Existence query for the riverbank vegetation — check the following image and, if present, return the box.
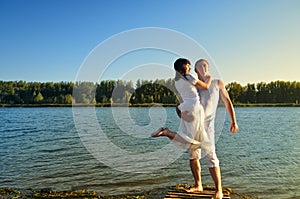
[0,80,299,107]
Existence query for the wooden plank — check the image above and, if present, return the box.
[164,190,230,199]
[167,191,230,196]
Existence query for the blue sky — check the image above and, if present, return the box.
[0,0,299,85]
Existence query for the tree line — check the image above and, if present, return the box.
[226,81,300,104]
[0,80,299,106]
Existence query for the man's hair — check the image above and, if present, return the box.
[195,59,209,68]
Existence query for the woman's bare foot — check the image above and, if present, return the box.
[151,127,166,137]
[185,185,203,193]
[214,191,223,199]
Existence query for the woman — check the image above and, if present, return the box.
[151,58,212,192]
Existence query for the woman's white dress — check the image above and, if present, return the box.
[174,74,208,150]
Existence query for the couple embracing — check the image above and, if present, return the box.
[151,58,238,199]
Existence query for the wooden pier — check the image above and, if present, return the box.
[164,185,231,199]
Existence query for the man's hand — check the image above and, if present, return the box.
[230,122,239,134]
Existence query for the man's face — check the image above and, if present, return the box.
[195,61,209,77]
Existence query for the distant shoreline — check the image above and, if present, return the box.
[233,103,300,107]
[1,103,300,108]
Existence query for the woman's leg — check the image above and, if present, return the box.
[151,127,191,145]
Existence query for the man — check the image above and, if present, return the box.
[187,59,238,199]
[152,58,238,199]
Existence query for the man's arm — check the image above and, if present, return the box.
[218,80,239,134]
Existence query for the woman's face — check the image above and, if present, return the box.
[182,63,191,75]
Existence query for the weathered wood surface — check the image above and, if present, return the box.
[164,185,231,199]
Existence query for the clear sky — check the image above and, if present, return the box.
[0,0,299,85]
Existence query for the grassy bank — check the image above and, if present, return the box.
[1,103,300,108]
[0,103,178,108]
[233,103,300,107]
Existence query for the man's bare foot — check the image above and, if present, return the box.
[151,127,166,137]
[213,191,223,199]
[185,185,203,193]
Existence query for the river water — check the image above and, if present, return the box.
[0,107,299,198]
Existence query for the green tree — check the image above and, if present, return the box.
[34,92,44,103]
[245,83,256,103]
[256,82,270,103]
[73,82,96,104]
[226,82,244,103]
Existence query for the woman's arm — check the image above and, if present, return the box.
[195,75,212,90]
